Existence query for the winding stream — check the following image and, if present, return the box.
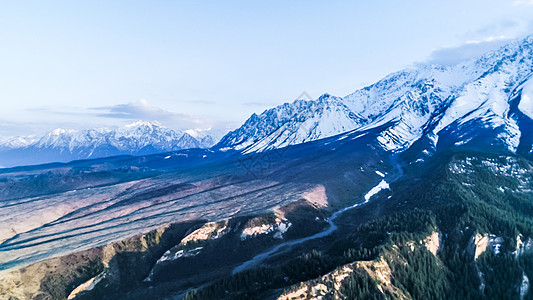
[233,179,389,274]
[233,156,404,274]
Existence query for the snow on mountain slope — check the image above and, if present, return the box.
[217,94,365,153]
[429,37,533,152]
[216,35,533,154]
[0,136,39,148]
[17,121,214,152]
[519,76,533,119]
[0,121,221,167]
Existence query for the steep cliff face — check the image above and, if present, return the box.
[467,233,504,260]
[424,231,441,256]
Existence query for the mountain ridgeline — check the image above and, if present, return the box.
[216,35,533,158]
[0,121,219,168]
[0,36,532,299]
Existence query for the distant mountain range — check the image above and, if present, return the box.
[216,35,533,159]
[3,37,533,169]
[0,121,223,168]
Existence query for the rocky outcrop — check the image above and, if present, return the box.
[467,233,503,260]
[277,257,408,300]
[515,234,533,258]
[424,231,440,256]
[240,215,292,240]
[181,220,230,244]
[67,271,107,300]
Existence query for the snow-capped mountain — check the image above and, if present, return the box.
[216,35,533,157]
[216,95,364,152]
[0,121,220,168]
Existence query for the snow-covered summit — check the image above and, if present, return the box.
[216,35,533,155]
[124,120,164,129]
[0,121,222,167]
[217,95,364,152]
[29,121,193,152]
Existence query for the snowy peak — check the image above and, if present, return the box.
[216,35,533,155]
[124,120,164,129]
[29,121,185,151]
[216,95,365,152]
[0,121,223,167]
[1,136,39,148]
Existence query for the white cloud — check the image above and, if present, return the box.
[90,99,212,130]
[465,35,509,44]
[514,0,533,6]
[419,36,511,66]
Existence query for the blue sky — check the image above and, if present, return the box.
[2,0,533,137]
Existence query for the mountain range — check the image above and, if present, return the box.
[0,121,222,168]
[217,36,533,158]
[0,36,532,300]
[4,36,532,168]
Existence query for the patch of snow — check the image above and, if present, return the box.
[375,170,386,177]
[67,272,106,300]
[241,218,292,240]
[455,137,473,146]
[337,135,348,140]
[350,132,368,140]
[427,133,439,148]
[180,221,229,245]
[273,222,291,239]
[364,180,389,202]
[157,246,204,262]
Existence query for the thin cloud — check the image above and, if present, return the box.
[90,99,212,130]
[419,36,511,66]
[514,0,533,6]
[473,20,519,36]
